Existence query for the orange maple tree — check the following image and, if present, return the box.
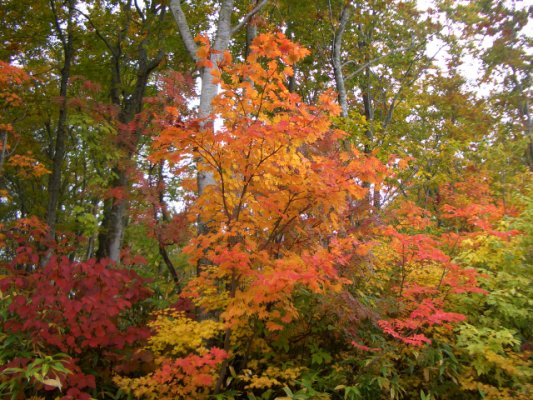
[144,32,387,395]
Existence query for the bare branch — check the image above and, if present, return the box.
[231,0,268,35]
[75,8,118,57]
[169,0,198,61]
[147,49,165,72]
[344,44,416,81]
[49,0,67,49]
[134,0,146,22]
[383,42,446,129]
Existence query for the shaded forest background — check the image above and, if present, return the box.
[0,0,532,399]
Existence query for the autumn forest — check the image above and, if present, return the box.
[0,0,532,399]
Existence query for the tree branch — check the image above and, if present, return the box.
[344,43,416,81]
[331,3,352,118]
[169,0,198,61]
[49,0,67,49]
[231,0,268,35]
[134,0,146,22]
[75,8,118,57]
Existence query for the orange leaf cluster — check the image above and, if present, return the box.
[154,33,386,334]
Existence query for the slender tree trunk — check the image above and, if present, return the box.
[245,1,259,58]
[0,130,7,175]
[193,1,235,219]
[362,64,374,152]
[332,4,351,118]
[520,74,532,170]
[96,167,129,261]
[45,0,75,238]
[0,130,8,193]
[155,162,181,287]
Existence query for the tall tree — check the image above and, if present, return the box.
[77,0,168,261]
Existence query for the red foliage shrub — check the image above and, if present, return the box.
[0,240,151,398]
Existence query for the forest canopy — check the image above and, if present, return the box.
[0,0,531,399]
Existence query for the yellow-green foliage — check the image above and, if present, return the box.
[456,232,532,335]
[147,309,223,357]
[239,364,303,390]
[449,223,533,400]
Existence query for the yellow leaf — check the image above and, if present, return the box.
[41,378,62,390]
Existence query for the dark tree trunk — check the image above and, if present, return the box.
[45,0,76,238]
[96,33,164,261]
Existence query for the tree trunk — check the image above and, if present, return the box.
[95,19,165,261]
[245,1,259,58]
[521,74,532,170]
[155,161,181,287]
[0,130,7,175]
[332,4,351,118]
[45,0,75,238]
[96,167,128,261]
